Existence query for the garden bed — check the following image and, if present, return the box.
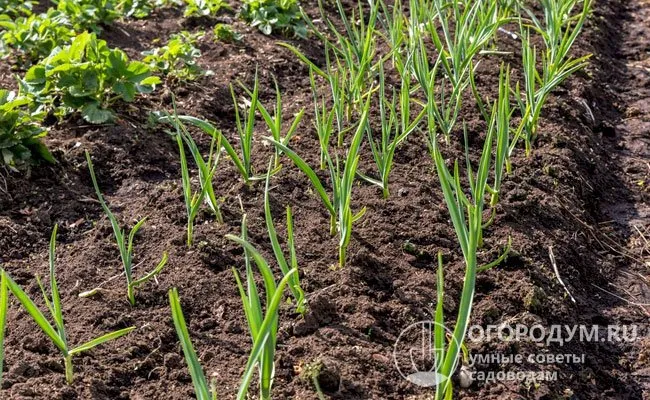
[0,0,648,399]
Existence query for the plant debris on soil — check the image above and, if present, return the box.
[0,0,648,399]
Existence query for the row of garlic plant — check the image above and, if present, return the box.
[164,0,590,396]
[167,164,306,400]
[279,0,589,398]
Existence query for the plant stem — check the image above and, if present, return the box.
[64,354,73,384]
[312,375,326,400]
[127,284,135,306]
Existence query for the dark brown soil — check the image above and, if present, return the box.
[0,0,648,399]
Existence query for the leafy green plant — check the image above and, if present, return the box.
[0,0,34,18]
[266,97,370,268]
[0,89,54,170]
[183,0,228,17]
[0,10,76,66]
[240,0,306,37]
[226,215,298,400]
[54,0,121,32]
[515,0,591,154]
[358,64,424,198]
[169,288,217,400]
[0,225,135,384]
[143,31,204,82]
[85,151,169,305]
[22,32,161,124]
[153,0,183,6]
[117,0,156,18]
[213,23,242,42]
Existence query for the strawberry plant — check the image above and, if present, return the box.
[54,0,121,32]
[213,23,242,43]
[21,32,161,124]
[240,0,306,38]
[183,0,229,17]
[0,0,34,18]
[0,10,76,67]
[143,31,204,82]
[0,90,54,170]
[118,0,157,18]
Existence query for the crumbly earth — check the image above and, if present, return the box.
[0,0,648,399]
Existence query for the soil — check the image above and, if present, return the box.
[0,0,648,399]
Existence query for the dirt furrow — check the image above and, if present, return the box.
[594,0,650,396]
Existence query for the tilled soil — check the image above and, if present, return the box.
[0,0,648,399]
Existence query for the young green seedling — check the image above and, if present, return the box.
[160,104,224,228]
[409,0,506,140]
[169,288,217,400]
[0,270,8,388]
[428,0,505,90]
[358,63,424,198]
[226,215,297,400]
[326,55,354,147]
[377,0,409,77]
[426,102,511,400]
[182,122,223,223]
[489,65,518,209]
[157,99,224,225]
[309,67,335,170]
[266,97,371,268]
[240,75,305,169]
[523,0,591,85]
[324,0,381,107]
[2,225,135,384]
[166,73,278,184]
[263,161,306,314]
[85,151,168,304]
[282,0,383,138]
[230,72,261,181]
[515,0,591,154]
[174,126,217,247]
